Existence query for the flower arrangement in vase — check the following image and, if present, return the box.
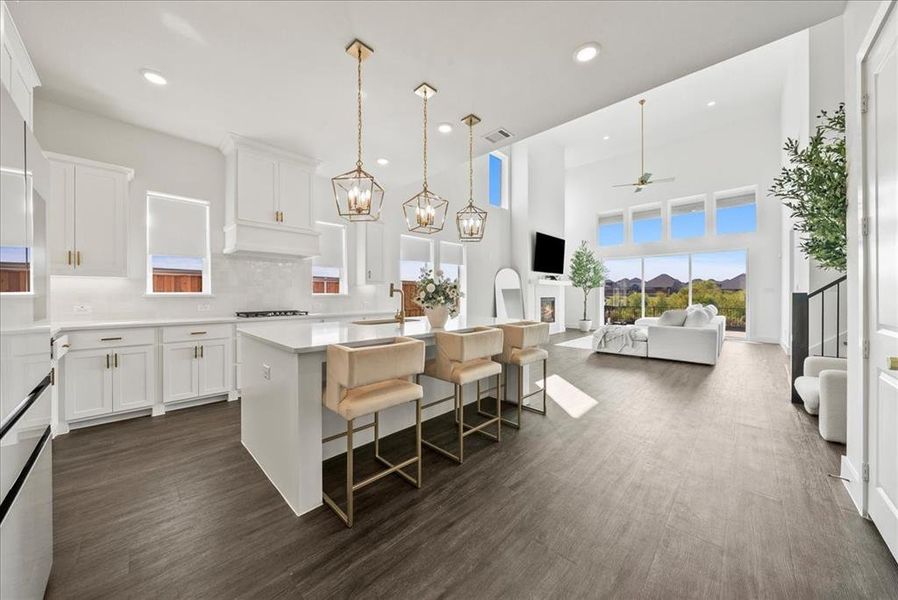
[414,268,462,328]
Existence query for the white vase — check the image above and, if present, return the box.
[579,319,592,332]
[425,305,450,329]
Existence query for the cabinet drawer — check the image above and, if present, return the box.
[66,328,156,350]
[162,323,232,344]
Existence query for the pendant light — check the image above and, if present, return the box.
[332,39,384,222]
[456,114,487,242]
[402,83,448,234]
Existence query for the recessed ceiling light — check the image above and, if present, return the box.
[141,69,167,85]
[706,100,716,107]
[574,42,601,64]
[437,123,453,134]
[376,158,389,166]
[603,135,611,141]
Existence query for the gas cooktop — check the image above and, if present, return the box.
[236,310,309,319]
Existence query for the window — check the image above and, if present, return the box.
[597,213,624,246]
[631,206,662,244]
[0,168,31,293]
[488,152,508,208]
[312,222,346,295]
[400,236,433,317]
[715,189,756,235]
[146,193,210,294]
[602,251,747,335]
[670,198,705,239]
[439,241,465,317]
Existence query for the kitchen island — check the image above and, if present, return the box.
[237,316,528,516]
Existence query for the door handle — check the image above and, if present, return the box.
[114,353,118,368]
[194,346,198,359]
[280,211,285,222]
[200,345,204,358]
[106,354,110,369]
[67,250,72,265]
[75,250,81,266]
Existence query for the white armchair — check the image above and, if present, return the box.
[794,356,847,443]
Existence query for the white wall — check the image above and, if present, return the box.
[840,0,891,513]
[33,100,509,322]
[561,106,784,341]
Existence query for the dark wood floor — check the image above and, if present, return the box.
[47,332,898,599]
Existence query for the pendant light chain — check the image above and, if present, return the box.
[422,92,428,190]
[356,48,363,168]
[468,119,474,205]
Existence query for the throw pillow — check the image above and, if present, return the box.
[688,303,704,311]
[684,307,712,327]
[705,304,719,317]
[658,309,688,326]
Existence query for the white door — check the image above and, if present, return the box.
[198,338,231,397]
[865,4,898,561]
[64,349,113,420]
[365,222,385,284]
[162,342,199,403]
[236,148,278,225]
[112,345,155,412]
[73,164,126,277]
[48,160,75,273]
[277,160,311,229]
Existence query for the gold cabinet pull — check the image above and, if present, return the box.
[190,331,207,335]
[100,337,122,342]
[889,356,898,370]
[75,250,81,266]
[200,345,204,358]
[67,250,72,265]
[106,354,110,369]
[194,346,198,359]
[280,211,285,223]
[114,353,118,368]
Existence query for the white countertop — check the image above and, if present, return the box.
[49,310,394,335]
[237,316,512,354]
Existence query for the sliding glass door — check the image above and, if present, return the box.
[601,250,747,335]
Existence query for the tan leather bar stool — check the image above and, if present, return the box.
[322,336,425,527]
[419,327,504,464]
[479,321,549,429]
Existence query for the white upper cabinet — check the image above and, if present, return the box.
[221,134,319,258]
[357,221,386,285]
[46,153,132,277]
[1,1,41,130]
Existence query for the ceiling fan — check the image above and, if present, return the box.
[613,99,675,193]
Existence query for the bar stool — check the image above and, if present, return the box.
[420,327,504,464]
[480,321,549,429]
[322,336,425,527]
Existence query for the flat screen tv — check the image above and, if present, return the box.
[532,232,565,275]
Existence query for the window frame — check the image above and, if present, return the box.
[668,194,707,240]
[145,191,212,297]
[488,151,510,209]
[438,240,466,318]
[597,211,625,247]
[714,186,758,236]
[630,203,663,244]
[311,221,348,296]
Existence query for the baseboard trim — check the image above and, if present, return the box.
[840,456,865,515]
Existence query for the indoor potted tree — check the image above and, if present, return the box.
[569,241,608,332]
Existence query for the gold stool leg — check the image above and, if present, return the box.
[457,384,464,463]
[518,364,523,427]
[346,419,354,527]
[543,358,548,414]
[416,398,422,488]
[496,372,502,442]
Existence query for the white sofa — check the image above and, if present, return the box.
[794,356,847,443]
[592,310,724,366]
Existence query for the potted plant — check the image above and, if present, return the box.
[414,268,462,329]
[569,241,608,332]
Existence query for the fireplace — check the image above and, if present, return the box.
[540,297,555,323]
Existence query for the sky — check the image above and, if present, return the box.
[599,201,756,247]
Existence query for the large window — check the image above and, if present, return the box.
[312,222,346,295]
[146,193,210,295]
[597,212,624,247]
[670,197,706,239]
[715,189,757,235]
[439,241,465,317]
[400,236,433,317]
[603,251,747,335]
[631,206,662,244]
[488,152,508,208]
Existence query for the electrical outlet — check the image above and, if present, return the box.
[197,303,211,312]
[262,364,271,381]
[73,304,92,314]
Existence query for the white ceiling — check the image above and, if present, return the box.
[542,30,803,169]
[9,1,844,188]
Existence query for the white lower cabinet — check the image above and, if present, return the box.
[64,345,155,421]
[163,337,231,404]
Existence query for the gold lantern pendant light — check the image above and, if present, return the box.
[403,83,449,234]
[456,114,487,242]
[333,39,384,222]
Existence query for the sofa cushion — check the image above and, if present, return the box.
[704,304,719,317]
[658,309,688,326]
[684,307,712,328]
[794,375,820,414]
